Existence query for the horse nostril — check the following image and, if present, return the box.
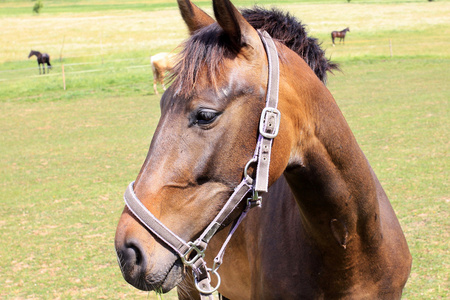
[129,244,142,265]
[116,239,152,290]
[120,240,147,268]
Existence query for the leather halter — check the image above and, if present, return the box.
[123,30,280,299]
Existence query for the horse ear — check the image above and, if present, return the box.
[212,0,261,53]
[177,0,215,34]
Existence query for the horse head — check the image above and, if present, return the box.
[115,0,290,292]
[115,0,412,297]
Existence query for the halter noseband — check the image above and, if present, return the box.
[123,30,280,299]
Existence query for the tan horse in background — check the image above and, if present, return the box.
[150,52,177,95]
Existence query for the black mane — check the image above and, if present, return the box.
[172,7,338,96]
[242,7,338,83]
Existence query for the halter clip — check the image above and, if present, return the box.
[247,189,262,208]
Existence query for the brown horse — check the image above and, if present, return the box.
[331,27,350,46]
[151,52,177,95]
[28,50,52,74]
[115,1,411,299]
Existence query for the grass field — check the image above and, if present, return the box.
[1,0,449,299]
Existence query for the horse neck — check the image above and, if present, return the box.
[278,50,381,248]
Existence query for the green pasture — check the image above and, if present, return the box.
[1,0,449,299]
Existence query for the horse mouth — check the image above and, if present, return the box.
[145,259,185,293]
[117,249,185,293]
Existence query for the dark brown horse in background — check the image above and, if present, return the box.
[28,50,52,74]
[332,27,350,46]
[115,0,411,299]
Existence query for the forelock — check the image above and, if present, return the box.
[170,24,237,98]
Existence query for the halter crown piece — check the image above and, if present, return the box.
[123,30,280,299]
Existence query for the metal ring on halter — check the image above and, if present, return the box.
[194,268,221,294]
[244,157,257,177]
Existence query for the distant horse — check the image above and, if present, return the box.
[331,27,350,46]
[150,52,177,95]
[28,50,52,74]
[115,0,411,299]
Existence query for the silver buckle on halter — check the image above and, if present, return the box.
[259,107,281,139]
[181,242,205,267]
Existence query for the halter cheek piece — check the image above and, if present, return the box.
[123,30,280,299]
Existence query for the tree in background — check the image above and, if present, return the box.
[33,1,43,14]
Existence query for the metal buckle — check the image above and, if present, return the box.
[259,107,281,139]
[181,242,205,267]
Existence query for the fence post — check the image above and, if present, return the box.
[60,36,65,62]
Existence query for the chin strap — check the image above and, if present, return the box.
[123,30,280,299]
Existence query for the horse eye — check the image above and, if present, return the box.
[196,109,220,125]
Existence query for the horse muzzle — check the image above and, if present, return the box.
[115,238,185,292]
